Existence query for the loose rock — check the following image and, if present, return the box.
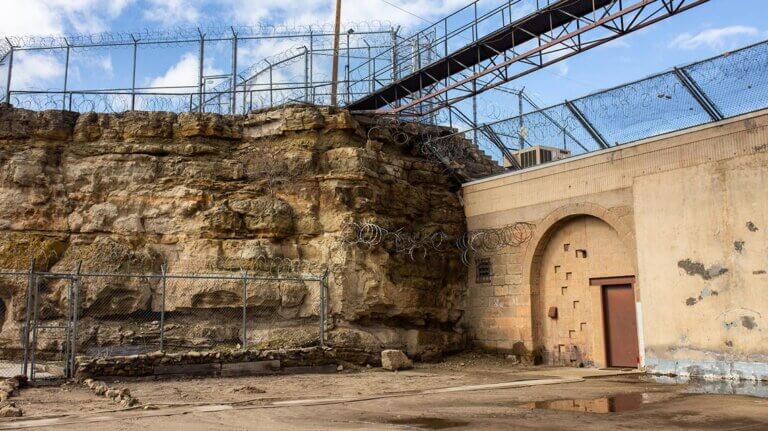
[381,350,413,371]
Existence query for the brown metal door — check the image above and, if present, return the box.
[602,285,639,368]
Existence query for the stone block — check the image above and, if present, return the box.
[381,349,413,371]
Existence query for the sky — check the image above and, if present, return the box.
[0,0,766,114]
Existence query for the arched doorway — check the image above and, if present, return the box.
[530,215,637,368]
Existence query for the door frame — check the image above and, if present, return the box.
[590,276,639,368]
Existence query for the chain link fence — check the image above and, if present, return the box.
[461,38,768,165]
[0,264,328,381]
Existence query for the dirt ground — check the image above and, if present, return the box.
[3,352,768,430]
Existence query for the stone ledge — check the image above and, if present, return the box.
[74,346,379,380]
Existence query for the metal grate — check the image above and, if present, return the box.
[476,258,492,283]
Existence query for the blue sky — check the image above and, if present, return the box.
[1,0,766,113]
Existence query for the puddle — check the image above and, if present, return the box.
[385,417,470,429]
[527,392,653,414]
[645,375,768,398]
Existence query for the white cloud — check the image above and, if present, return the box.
[670,26,759,50]
[143,0,201,27]
[0,0,132,37]
[11,52,63,89]
[555,61,570,78]
[142,0,469,29]
[149,52,224,91]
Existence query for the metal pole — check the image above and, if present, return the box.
[30,275,40,382]
[131,37,138,111]
[198,29,205,113]
[21,259,35,377]
[565,100,609,149]
[69,261,81,378]
[304,47,310,103]
[231,30,238,115]
[62,41,70,110]
[391,28,398,83]
[345,32,350,105]
[309,30,315,104]
[159,264,167,352]
[518,92,524,150]
[4,44,14,105]
[673,67,724,121]
[268,62,273,106]
[330,0,342,107]
[320,271,328,348]
[241,270,247,351]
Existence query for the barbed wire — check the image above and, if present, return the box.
[457,222,536,265]
[1,21,400,55]
[341,221,452,260]
[341,221,536,265]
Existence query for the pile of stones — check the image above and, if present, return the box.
[75,346,343,380]
[83,379,139,408]
[0,376,27,417]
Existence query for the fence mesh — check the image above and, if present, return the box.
[463,39,768,165]
[0,272,26,378]
[0,265,326,381]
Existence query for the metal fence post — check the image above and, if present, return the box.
[29,272,40,382]
[231,28,238,115]
[241,270,248,351]
[4,43,13,105]
[309,30,315,104]
[62,40,70,110]
[198,29,205,113]
[68,261,81,378]
[320,270,329,348]
[160,264,167,352]
[131,36,138,111]
[21,258,35,377]
[304,47,310,103]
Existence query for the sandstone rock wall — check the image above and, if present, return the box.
[0,105,498,360]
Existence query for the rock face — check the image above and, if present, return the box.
[381,349,413,371]
[0,105,498,361]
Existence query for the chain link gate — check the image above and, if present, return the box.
[23,265,80,381]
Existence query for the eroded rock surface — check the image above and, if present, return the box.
[0,105,499,361]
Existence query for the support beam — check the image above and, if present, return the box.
[565,100,609,149]
[673,67,724,121]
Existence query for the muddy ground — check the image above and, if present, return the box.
[3,352,767,430]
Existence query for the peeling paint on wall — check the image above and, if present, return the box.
[677,259,729,280]
[685,287,720,307]
[742,316,757,330]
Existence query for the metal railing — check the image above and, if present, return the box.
[0,23,409,114]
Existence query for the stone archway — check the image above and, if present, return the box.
[522,204,637,367]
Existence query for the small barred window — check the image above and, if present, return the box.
[476,258,492,283]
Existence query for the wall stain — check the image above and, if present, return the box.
[733,241,745,253]
[677,259,729,280]
[746,221,759,232]
[741,316,757,330]
[754,270,767,275]
[725,340,733,347]
[685,288,719,306]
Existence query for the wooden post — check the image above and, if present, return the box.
[330,0,342,107]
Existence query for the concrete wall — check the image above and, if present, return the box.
[462,109,768,380]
